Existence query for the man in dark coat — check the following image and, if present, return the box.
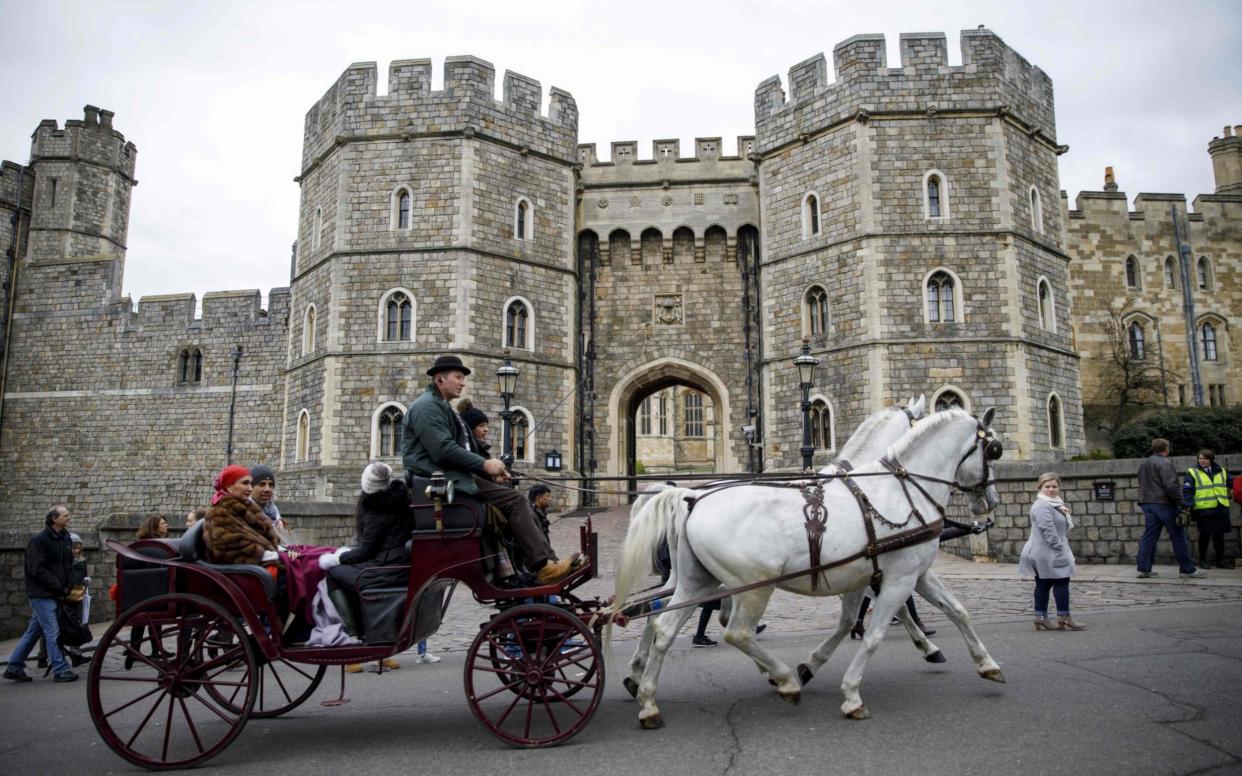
[3,505,79,682]
[401,355,578,585]
[1136,438,1205,579]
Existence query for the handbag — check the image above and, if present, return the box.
[57,599,92,647]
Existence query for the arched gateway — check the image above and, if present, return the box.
[607,358,740,486]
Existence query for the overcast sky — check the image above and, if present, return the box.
[2,0,1239,304]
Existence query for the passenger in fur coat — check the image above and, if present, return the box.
[204,465,279,565]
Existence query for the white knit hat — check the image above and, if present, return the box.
[360,461,392,494]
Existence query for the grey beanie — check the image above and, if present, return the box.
[69,532,82,545]
[250,464,276,484]
[361,461,392,494]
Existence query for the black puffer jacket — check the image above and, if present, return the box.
[339,481,415,566]
[25,526,74,599]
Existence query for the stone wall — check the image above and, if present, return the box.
[1064,185,1242,451]
[945,454,1242,564]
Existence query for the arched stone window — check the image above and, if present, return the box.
[514,197,533,240]
[302,305,317,355]
[296,409,311,462]
[923,170,949,220]
[503,296,533,350]
[924,269,961,323]
[683,391,704,438]
[704,225,727,262]
[371,402,406,458]
[607,228,630,266]
[802,192,821,238]
[1036,277,1056,333]
[658,392,668,436]
[312,207,322,251]
[176,348,203,385]
[1029,186,1043,234]
[933,387,968,413]
[1197,256,1212,291]
[737,224,760,265]
[1201,321,1218,361]
[641,228,663,265]
[803,284,829,337]
[1127,321,1146,360]
[639,397,653,435]
[809,395,835,451]
[1125,256,1141,289]
[391,186,413,230]
[507,407,533,463]
[377,289,415,343]
[1047,393,1064,449]
[1164,256,1178,289]
[672,227,695,263]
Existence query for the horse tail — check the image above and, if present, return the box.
[608,487,693,646]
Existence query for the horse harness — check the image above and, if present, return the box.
[684,415,1000,595]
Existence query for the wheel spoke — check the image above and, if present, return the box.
[275,659,317,682]
[184,682,242,725]
[161,686,177,762]
[176,696,206,755]
[102,685,164,719]
[126,691,168,749]
[267,665,295,705]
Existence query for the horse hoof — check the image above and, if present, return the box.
[924,650,947,664]
[623,676,639,698]
[796,663,815,685]
[640,714,664,730]
[778,690,801,706]
[844,705,871,720]
[980,668,1006,684]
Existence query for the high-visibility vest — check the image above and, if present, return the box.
[1188,466,1229,511]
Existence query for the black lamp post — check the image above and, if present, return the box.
[794,338,819,472]
[496,349,520,469]
[226,344,244,464]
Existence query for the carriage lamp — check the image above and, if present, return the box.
[793,339,819,472]
[497,350,520,469]
[544,449,563,471]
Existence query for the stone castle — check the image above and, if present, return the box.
[0,29,1238,526]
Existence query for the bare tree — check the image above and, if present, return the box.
[1093,305,1180,432]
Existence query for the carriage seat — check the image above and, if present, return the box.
[407,475,484,532]
[179,520,278,601]
[117,542,178,611]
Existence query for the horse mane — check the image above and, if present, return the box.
[883,407,972,462]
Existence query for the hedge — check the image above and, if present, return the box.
[1112,407,1242,458]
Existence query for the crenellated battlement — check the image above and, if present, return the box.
[754,29,1056,154]
[577,136,756,167]
[0,160,34,209]
[31,106,137,179]
[129,288,291,329]
[1067,188,1242,224]
[301,56,578,172]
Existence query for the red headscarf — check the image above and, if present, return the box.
[211,465,251,505]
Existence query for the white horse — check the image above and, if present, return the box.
[616,397,938,696]
[613,407,1004,727]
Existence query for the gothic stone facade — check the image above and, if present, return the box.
[0,29,1237,525]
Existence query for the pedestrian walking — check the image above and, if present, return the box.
[1136,438,1205,578]
[3,505,79,683]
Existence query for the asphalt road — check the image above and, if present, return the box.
[3,600,1241,776]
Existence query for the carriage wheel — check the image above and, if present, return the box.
[466,604,604,747]
[203,629,327,718]
[485,622,599,700]
[88,594,256,770]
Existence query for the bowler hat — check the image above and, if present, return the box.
[427,355,471,377]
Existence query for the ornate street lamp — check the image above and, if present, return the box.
[226,344,244,464]
[496,349,520,469]
[793,338,819,472]
[544,449,563,471]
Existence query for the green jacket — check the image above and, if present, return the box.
[401,383,488,494]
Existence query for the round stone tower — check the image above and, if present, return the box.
[753,29,1083,465]
[284,57,579,499]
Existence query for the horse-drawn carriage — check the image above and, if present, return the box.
[89,476,608,770]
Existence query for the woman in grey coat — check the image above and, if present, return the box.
[1018,473,1086,631]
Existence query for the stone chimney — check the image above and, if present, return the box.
[1103,166,1118,192]
[1208,125,1242,195]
